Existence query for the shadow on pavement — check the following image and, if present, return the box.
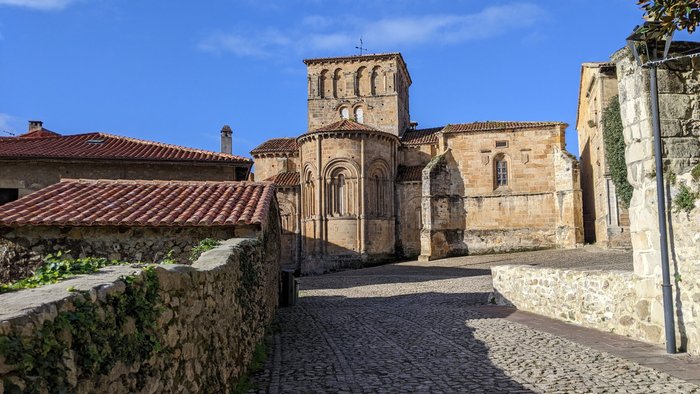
[250,292,533,393]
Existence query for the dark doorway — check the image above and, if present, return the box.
[0,188,19,205]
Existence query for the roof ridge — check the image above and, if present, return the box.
[93,132,249,161]
[60,178,270,186]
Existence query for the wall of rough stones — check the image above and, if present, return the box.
[0,236,279,393]
[613,43,700,355]
[0,225,254,264]
[492,265,643,339]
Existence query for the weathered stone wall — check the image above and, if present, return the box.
[395,182,422,257]
[253,153,299,183]
[419,126,583,260]
[0,235,279,393]
[277,187,301,270]
[492,265,643,339]
[613,43,700,354]
[0,160,245,199]
[0,238,42,283]
[0,226,251,264]
[576,63,631,248]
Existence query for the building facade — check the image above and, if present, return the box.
[253,52,584,274]
[576,63,631,248]
[0,121,251,205]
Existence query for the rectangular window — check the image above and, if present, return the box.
[0,188,19,205]
[495,140,508,148]
[496,161,508,187]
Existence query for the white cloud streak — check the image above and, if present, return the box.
[0,113,17,135]
[0,0,80,11]
[199,3,545,58]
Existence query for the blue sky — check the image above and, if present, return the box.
[0,0,694,159]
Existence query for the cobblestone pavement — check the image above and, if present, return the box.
[250,248,700,393]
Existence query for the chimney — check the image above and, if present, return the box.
[220,125,232,154]
[28,120,43,132]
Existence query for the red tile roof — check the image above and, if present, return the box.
[0,179,274,227]
[0,132,251,164]
[250,138,299,155]
[396,165,424,183]
[18,128,61,138]
[442,121,565,134]
[311,119,381,133]
[264,172,300,187]
[401,127,442,145]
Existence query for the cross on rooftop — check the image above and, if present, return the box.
[355,38,368,55]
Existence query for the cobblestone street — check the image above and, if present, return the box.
[251,248,700,393]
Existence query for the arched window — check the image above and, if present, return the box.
[356,66,368,96]
[368,162,389,217]
[340,107,350,120]
[337,174,346,215]
[333,68,342,98]
[354,107,364,123]
[304,170,315,217]
[494,156,508,188]
[325,164,357,217]
[371,66,382,95]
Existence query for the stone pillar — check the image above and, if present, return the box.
[613,43,700,353]
[553,146,584,248]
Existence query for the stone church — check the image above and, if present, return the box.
[252,52,583,274]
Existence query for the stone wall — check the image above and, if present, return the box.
[0,160,245,199]
[492,265,644,339]
[0,236,279,393]
[0,225,256,264]
[613,43,700,354]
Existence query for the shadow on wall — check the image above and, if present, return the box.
[665,183,688,352]
[251,292,530,392]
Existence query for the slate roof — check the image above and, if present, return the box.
[396,165,424,183]
[250,138,299,155]
[264,172,300,187]
[311,119,382,133]
[0,131,251,164]
[401,127,442,146]
[0,179,275,227]
[442,121,565,134]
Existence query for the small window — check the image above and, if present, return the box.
[0,188,19,205]
[495,140,508,148]
[340,107,350,119]
[354,107,364,123]
[495,160,508,187]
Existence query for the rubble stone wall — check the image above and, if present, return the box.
[0,236,279,393]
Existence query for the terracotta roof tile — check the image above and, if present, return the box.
[0,179,274,227]
[18,128,61,138]
[264,172,300,187]
[442,121,565,134]
[401,127,442,145]
[250,138,299,155]
[0,132,251,163]
[311,119,381,133]
[396,165,424,183]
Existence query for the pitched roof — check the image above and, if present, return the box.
[0,131,251,164]
[18,128,61,139]
[442,121,565,134]
[250,138,299,155]
[396,165,424,183]
[401,127,442,146]
[311,119,381,133]
[264,172,300,187]
[0,179,274,227]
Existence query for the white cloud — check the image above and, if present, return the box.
[0,0,80,11]
[199,3,545,58]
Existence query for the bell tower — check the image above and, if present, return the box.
[303,52,411,136]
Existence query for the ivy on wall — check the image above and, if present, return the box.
[0,267,161,393]
[602,96,634,208]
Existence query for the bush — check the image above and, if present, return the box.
[602,96,634,208]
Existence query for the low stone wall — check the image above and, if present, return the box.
[492,265,659,343]
[0,237,279,393]
[0,226,254,264]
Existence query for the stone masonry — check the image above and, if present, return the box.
[0,236,279,393]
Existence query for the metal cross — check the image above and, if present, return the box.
[355,38,367,55]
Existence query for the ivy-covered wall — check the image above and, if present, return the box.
[0,236,279,393]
